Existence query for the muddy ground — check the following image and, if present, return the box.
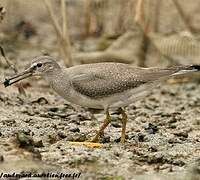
[0,53,200,179]
[0,0,200,177]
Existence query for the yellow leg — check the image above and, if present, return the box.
[118,107,128,143]
[92,109,111,142]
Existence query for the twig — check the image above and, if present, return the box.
[43,0,72,66]
[134,0,176,66]
[134,0,149,66]
[61,0,67,38]
[43,0,62,38]
[61,0,72,65]
[171,0,193,33]
[0,46,26,96]
[117,0,128,33]
[153,0,161,32]
[134,0,145,27]
[0,46,17,73]
[84,0,92,36]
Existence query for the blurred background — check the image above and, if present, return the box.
[0,1,200,179]
[0,0,200,70]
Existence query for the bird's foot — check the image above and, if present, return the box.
[91,109,111,143]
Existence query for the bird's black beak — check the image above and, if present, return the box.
[3,67,34,87]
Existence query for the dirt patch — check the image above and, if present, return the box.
[0,74,199,179]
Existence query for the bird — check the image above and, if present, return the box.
[3,56,200,143]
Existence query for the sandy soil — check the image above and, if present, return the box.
[0,1,200,176]
[0,65,199,179]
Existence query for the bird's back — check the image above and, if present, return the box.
[50,62,199,109]
[65,63,180,99]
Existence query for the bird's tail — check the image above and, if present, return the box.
[171,65,200,76]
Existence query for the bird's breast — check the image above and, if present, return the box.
[49,78,104,109]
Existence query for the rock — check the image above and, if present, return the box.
[173,159,185,166]
[69,127,80,133]
[173,131,188,138]
[136,133,146,142]
[33,139,44,148]
[111,122,121,128]
[145,123,158,134]
[31,97,48,105]
[147,153,165,164]
[0,155,4,162]
[58,131,67,139]
[101,136,111,143]
[65,133,86,142]
[16,131,34,148]
[148,146,158,152]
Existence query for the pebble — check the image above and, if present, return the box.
[145,123,158,134]
[0,155,4,162]
[69,127,80,133]
[173,131,188,138]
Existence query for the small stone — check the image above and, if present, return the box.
[34,139,44,148]
[69,127,80,133]
[114,137,121,143]
[173,159,185,166]
[22,128,31,135]
[66,133,86,142]
[0,155,4,162]
[168,137,181,144]
[168,124,177,129]
[74,133,87,142]
[145,123,158,134]
[32,97,48,105]
[147,153,164,164]
[148,145,158,152]
[58,131,67,139]
[137,133,145,142]
[114,135,128,143]
[174,131,188,138]
[101,136,110,143]
[111,122,121,128]
[47,134,59,144]
[168,118,177,123]
[48,107,59,112]
[16,131,34,147]
[32,149,42,160]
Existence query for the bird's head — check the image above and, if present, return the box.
[30,56,61,76]
[3,56,61,87]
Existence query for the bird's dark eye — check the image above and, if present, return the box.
[37,63,42,67]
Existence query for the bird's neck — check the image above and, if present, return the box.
[43,70,71,98]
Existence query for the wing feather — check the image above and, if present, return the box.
[70,63,178,99]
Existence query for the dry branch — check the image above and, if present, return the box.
[171,0,193,33]
[61,0,67,38]
[74,0,148,66]
[43,0,72,66]
[153,0,161,32]
[134,0,145,27]
[0,46,26,96]
[84,0,92,36]
[74,30,145,65]
[73,0,180,67]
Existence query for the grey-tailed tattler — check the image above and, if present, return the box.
[3,56,200,143]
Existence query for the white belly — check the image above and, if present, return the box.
[52,80,157,110]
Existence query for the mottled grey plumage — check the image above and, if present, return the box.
[4,56,200,143]
[69,63,181,99]
[4,56,199,109]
